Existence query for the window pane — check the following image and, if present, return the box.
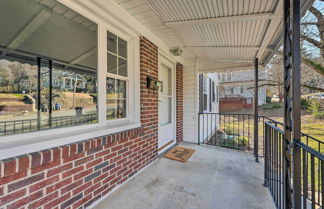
[107,32,117,54]
[106,78,116,120]
[108,53,117,74]
[117,99,126,118]
[106,78,126,120]
[106,99,116,120]
[117,80,126,99]
[118,38,127,59]
[118,58,127,77]
[107,31,127,78]
[0,0,98,136]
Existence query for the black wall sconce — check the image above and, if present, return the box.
[147,75,162,91]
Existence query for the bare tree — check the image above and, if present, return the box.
[300,0,324,75]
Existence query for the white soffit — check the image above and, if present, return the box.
[115,0,314,70]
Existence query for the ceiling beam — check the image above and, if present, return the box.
[8,8,52,49]
[256,0,283,59]
[164,12,274,27]
[70,48,97,65]
[199,64,255,73]
[184,46,260,50]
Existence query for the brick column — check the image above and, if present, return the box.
[139,36,159,159]
[176,63,184,143]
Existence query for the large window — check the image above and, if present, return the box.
[106,32,128,120]
[0,0,98,136]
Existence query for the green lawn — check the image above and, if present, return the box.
[0,93,25,99]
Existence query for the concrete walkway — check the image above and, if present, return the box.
[94,142,275,209]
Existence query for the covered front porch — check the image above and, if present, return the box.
[94,142,275,209]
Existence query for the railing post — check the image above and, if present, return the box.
[254,58,259,162]
[283,0,295,207]
[292,0,301,208]
[264,123,268,187]
[37,57,41,130]
[49,59,52,128]
[198,113,200,145]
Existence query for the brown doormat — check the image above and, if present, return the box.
[164,146,195,162]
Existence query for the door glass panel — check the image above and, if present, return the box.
[161,65,172,96]
[159,64,172,126]
[160,97,171,125]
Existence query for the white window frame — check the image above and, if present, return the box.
[0,0,141,160]
[105,30,130,123]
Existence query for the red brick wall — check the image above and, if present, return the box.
[0,36,159,209]
[176,63,184,143]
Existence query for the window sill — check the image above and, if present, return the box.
[0,121,141,160]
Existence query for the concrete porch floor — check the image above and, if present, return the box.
[94,142,275,209]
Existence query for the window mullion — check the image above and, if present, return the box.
[98,24,107,125]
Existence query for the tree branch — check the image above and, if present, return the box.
[301,22,319,26]
[273,50,324,77]
[309,6,322,20]
[247,81,324,93]
[301,35,321,48]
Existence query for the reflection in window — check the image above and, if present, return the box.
[106,78,126,120]
[107,32,127,76]
[0,0,97,136]
[106,31,128,120]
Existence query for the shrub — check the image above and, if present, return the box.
[220,136,248,149]
[224,126,239,135]
[301,98,310,110]
[237,136,248,147]
[262,102,282,110]
[308,99,324,119]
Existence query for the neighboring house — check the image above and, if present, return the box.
[60,75,87,90]
[219,70,267,106]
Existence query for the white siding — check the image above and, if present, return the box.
[198,73,219,143]
[183,61,220,143]
[183,61,197,143]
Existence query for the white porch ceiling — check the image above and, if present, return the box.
[114,0,314,70]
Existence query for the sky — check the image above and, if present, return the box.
[301,0,323,58]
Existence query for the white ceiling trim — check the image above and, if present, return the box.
[8,8,52,49]
[164,12,274,27]
[184,46,260,50]
[70,47,96,64]
[256,0,283,61]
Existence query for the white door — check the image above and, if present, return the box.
[158,57,175,153]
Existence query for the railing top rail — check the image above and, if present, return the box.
[0,113,97,124]
[301,132,323,143]
[295,141,324,161]
[198,112,255,116]
[201,113,323,142]
[265,121,285,135]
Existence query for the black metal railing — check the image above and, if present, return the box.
[198,112,324,209]
[264,121,324,209]
[264,121,285,209]
[296,141,324,209]
[0,113,97,136]
[198,113,276,156]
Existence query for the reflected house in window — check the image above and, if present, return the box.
[61,75,86,91]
